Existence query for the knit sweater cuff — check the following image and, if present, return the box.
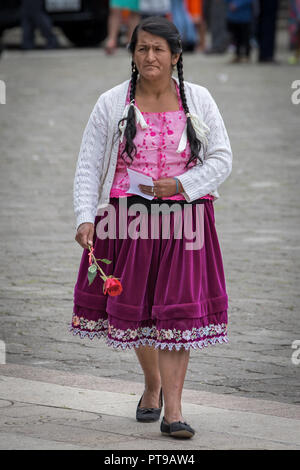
[176,173,201,203]
[76,211,96,231]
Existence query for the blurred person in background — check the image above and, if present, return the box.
[21,0,59,50]
[288,0,300,64]
[105,0,140,54]
[203,0,228,54]
[186,0,206,51]
[170,0,197,51]
[225,0,255,64]
[139,0,171,18]
[256,0,279,63]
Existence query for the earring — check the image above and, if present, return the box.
[132,63,137,73]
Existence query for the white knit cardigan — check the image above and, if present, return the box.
[73,77,233,230]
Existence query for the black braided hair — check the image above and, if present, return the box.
[118,60,139,165]
[117,16,203,168]
[176,54,203,167]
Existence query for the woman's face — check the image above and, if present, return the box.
[133,30,180,82]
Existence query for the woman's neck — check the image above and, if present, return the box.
[135,75,176,100]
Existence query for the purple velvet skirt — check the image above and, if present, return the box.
[69,196,229,351]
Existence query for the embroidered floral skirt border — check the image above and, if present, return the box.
[70,198,229,351]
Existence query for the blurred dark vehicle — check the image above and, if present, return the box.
[0,0,109,47]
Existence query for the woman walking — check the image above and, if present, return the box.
[71,16,232,439]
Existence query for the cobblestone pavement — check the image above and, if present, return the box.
[0,29,299,405]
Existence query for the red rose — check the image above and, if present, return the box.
[103,277,123,296]
[87,246,123,296]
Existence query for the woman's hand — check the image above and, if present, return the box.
[138,177,183,198]
[75,222,94,249]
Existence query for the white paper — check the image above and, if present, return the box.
[126,168,154,200]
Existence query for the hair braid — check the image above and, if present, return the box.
[177,55,203,167]
[118,61,139,165]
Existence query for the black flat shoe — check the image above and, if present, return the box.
[160,417,195,438]
[136,388,163,422]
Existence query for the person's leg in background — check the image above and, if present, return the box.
[21,0,35,49]
[235,23,243,60]
[257,0,279,62]
[127,10,141,44]
[208,0,228,53]
[203,0,211,31]
[186,0,206,52]
[21,0,59,49]
[105,6,122,54]
[240,22,251,62]
[227,20,240,63]
[250,0,259,50]
[33,0,59,48]
[197,17,207,52]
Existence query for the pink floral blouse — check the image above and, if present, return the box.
[110,80,214,201]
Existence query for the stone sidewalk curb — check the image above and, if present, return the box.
[0,364,299,450]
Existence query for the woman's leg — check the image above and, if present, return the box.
[134,344,190,422]
[105,7,122,53]
[127,11,140,43]
[197,19,207,51]
[158,348,190,423]
[134,345,162,408]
